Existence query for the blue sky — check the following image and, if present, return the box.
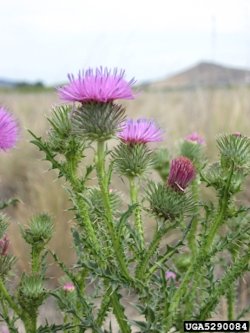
[1,0,250,84]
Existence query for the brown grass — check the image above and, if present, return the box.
[0,86,249,327]
[0,86,250,275]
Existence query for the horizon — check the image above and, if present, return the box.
[2,60,250,87]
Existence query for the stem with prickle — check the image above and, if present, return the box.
[96,140,131,333]
[96,140,130,280]
[129,176,144,251]
[164,162,235,331]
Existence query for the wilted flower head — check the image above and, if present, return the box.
[0,234,9,256]
[168,156,196,192]
[58,67,136,103]
[0,107,19,151]
[165,271,176,281]
[118,118,163,144]
[185,132,205,145]
[63,282,75,292]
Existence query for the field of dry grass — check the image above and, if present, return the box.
[0,86,250,274]
[0,86,249,328]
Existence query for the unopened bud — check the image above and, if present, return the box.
[168,156,196,192]
[0,235,9,256]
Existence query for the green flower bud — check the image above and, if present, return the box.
[21,213,53,248]
[18,274,47,316]
[47,105,85,157]
[175,254,192,273]
[112,142,154,177]
[180,140,205,169]
[71,102,126,141]
[152,147,170,181]
[146,182,195,221]
[217,134,250,169]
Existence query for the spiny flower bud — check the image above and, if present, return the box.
[18,274,47,315]
[217,134,250,168]
[0,234,9,256]
[146,182,195,220]
[153,147,170,181]
[168,156,196,192]
[71,102,126,141]
[112,142,154,177]
[21,213,53,248]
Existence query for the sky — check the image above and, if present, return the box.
[1,0,250,85]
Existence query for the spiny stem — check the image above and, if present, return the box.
[96,140,130,279]
[164,162,235,330]
[227,286,235,320]
[129,176,144,251]
[0,278,21,317]
[198,251,250,320]
[66,155,102,258]
[31,247,42,273]
[204,162,234,252]
[187,178,200,255]
[136,223,172,280]
[110,291,131,333]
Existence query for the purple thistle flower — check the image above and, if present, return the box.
[185,132,205,145]
[165,271,176,281]
[63,282,75,292]
[0,107,19,151]
[118,118,163,144]
[0,326,9,333]
[168,156,196,192]
[232,132,242,137]
[0,234,9,256]
[58,67,136,103]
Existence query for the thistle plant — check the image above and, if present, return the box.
[0,70,250,333]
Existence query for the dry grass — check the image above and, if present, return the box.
[0,86,249,328]
[0,86,249,283]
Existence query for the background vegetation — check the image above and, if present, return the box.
[0,83,249,324]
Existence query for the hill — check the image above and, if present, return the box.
[0,78,44,89]
[150,62,250,90]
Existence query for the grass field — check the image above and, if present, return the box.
[0,86,250,272]
[0,86,249,328]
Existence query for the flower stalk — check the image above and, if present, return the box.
[96,140,130,279]
[129,176,144,251]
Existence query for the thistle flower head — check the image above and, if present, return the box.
[118,118,163,144]
[168,156,196,192]
[165,271,176,281]
[217,134,250,168]
[63,282,75,292]
[0,234,9,256]
[71,102,126,141]
[112,142,154,177]
[185,132,205,145]
[0,107,19,151]
[58,67,136,103]
[146,182,195,220]
[232,132,242,137]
